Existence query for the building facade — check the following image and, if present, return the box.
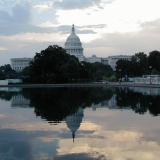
[10,25,132,71]
[108,55,132,70]
[64,24,85,61]
[10,58,33,72]
[85,55,101,63]
[64,25,132,70]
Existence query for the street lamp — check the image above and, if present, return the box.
[149,66,152,84]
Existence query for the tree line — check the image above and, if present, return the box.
[0,87,159,121]
[116,50,160,79]
[0,45,160,83]
[27,45,113,83]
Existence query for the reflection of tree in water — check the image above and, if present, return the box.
[1,86,160,117]
[115,87,160,116]
[22,87,113,123]
[148,96,160,116]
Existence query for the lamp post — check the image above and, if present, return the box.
[149,66,152,84]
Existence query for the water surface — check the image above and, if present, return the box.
[0,87,160,160]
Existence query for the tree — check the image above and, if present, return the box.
[148,50,160,73]
[59,55,80,82]
[130,52,148,76]
[116,59,131,80]
[79,61,93,82]
[0,70,5,80]
[0,64,17,79]
[0,64,12,72]
[29,45,80,83]
[92,62,113,81]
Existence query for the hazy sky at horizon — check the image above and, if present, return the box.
[0,0,160,65]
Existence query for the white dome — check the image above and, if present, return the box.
[64,24,82,47]
[64,24,84,62]
[66,32,80,42]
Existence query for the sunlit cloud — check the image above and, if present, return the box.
[0,47,7,50]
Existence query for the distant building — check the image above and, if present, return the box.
[64,24,85,61]
[85,55,101,63]
[10,25,133,71]
[64,25,132,70]
[101,57,109,65]
[108,55,132,70]
[10,58,33,72]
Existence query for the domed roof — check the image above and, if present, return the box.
[66,24,81,43]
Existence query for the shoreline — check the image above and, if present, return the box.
[0,82,160,88]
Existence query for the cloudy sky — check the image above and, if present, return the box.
[0,0,160,65]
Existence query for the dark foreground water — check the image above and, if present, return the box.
[0,86,160,160]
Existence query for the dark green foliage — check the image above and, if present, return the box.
[131,52,148,76]
[0,70,5,80]
[0,64,17,79]
[116,59,131,79]
[92,62,113,81]
[29,45,113,83]
[29,45,71,83]
[116,52,149,77]
[0,64,12,72]
[148,50,160,73]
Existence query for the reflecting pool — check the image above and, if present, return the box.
[0,86,160,160]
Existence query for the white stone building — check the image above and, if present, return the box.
[64,24,85,61]
[10,58,33,72]
[108,55,132,70]
[64,25,132,70]
[85,55,101,63]
[10,25,133,71]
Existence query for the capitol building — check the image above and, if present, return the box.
[10,24,132,72]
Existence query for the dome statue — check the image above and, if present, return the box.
[64,24,85,61]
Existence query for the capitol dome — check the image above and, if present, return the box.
[64,24,85,61]
[66,31,80,42]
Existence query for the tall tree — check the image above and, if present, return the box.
[148,50,160,73]
[130,52,148,76]
[30,45,69,83]
[116,59,131,79]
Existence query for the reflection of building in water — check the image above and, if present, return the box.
[8,87,22,92]
[90,95,119,110]
[90,103,105,111]
[0,87,22,92]
[11,94,30,108]
[133,87,160,95]
[65,108,84,142]
[107,94,119,109]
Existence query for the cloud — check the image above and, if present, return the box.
[0,2,34,36]
[53,0,102,10]
[80,24,107,29]
[0,23,57,36]
[0,2,32,24]
[83,19,160,57]
[61,24,102,34]
[0,2,59,36]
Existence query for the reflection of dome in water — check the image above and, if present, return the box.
[65,108,84,142]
